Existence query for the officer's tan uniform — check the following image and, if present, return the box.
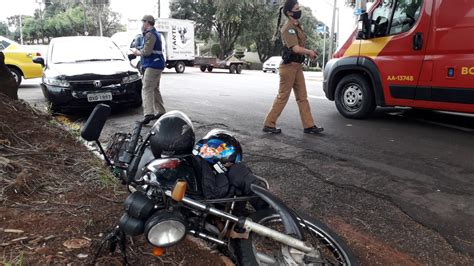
[264,20,315,129]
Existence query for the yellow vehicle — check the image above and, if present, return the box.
[0,36,43,86]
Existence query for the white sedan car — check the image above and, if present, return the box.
[263,56,282,73]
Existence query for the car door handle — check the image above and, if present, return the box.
[413,32,423,51]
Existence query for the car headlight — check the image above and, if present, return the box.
[122,74,141,84]
[144,210,187,248]
[43,77,70,87]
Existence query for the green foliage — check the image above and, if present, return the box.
[170,0,196,20]
[6,0,124,44]
[241,5,322,63]
[171,0,256,59]
[211,43,222,57]
[171,1,322,63]
[238,1,283,63]
[0,21,10,37]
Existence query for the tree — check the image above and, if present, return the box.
[171,0,256,59]
[238,2,282,62]
[6,0,124,44]
[170,0,196,20]
[240,4,322,63]
[298,6,321,66]
[0,22,10,37]
[98,8,125,37]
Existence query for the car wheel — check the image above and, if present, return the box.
[229,64,237,74]
[200,66,207,72]
[335,74,375,119]
[207,66,213,72]
[236,64,242,74]
[8,67,22,87]
[263,70,267,73]
[175,61,185,73]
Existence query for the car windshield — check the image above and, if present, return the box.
[266,57,281,64]
[51,38,125,64]
[0,36,17,51]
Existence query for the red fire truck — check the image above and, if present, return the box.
[323,0,474,118]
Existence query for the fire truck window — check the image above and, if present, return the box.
[371,0,393,37]
[390,0,423,35]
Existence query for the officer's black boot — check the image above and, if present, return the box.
[263,126,282,134]
[304,125,324,134]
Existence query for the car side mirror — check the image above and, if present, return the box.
[33,57,45,67]
[128,54,137,61]
[81,104,111,141]
[356,12,370,40]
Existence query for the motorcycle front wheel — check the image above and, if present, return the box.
[233,209,357,265]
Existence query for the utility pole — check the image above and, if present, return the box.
[322,24,327,69]
[19,15,23,45]
[98,13,103,36]
[97,2,103,37]
[157,0,161,18]
[36,0,43,43]
[82,0,88,35]
[328,0,337,60]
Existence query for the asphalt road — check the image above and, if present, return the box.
[18,67,474,263]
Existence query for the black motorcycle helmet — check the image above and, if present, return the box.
[192,129,242,173]
[149,111,195,157]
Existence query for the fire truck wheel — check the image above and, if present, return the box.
[335,74,375,119]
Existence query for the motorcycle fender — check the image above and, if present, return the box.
[250,184,304,240]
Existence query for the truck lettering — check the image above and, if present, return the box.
[387,75,414,82]
[461,67,474,75]
[172,26,177,51]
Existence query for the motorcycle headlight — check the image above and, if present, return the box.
[43,77,70,87]
[144,210,187,248]
[124,191,155,220]
[122,74,141,84]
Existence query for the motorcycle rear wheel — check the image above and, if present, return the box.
[233,208,357,265]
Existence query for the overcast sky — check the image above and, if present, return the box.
[1,0,358,43]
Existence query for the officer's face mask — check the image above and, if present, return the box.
[291,10,302,20]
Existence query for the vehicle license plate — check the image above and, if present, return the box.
[87,92,112,102]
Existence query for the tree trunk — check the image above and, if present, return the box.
[0,52,19,100]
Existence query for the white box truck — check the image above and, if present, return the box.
[113,18,195,73]
[155,18,195,73]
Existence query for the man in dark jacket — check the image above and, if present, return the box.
[133,15,166,125]
[0,52,18,100]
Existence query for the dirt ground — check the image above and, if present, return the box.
[0,93,225,265]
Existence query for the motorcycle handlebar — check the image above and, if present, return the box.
[127,121,143,155]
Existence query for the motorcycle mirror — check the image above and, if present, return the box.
[128,53,137,61]
[81,104,111,141]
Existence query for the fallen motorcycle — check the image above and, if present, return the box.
[81,104,357,265]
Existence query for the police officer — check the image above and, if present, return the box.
[133,15,166,125]
[263,0,324,134]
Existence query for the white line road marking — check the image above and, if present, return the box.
[309,95,327,100]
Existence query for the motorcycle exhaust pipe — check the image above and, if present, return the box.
[243,219,312,253]
[165,191,313,253]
